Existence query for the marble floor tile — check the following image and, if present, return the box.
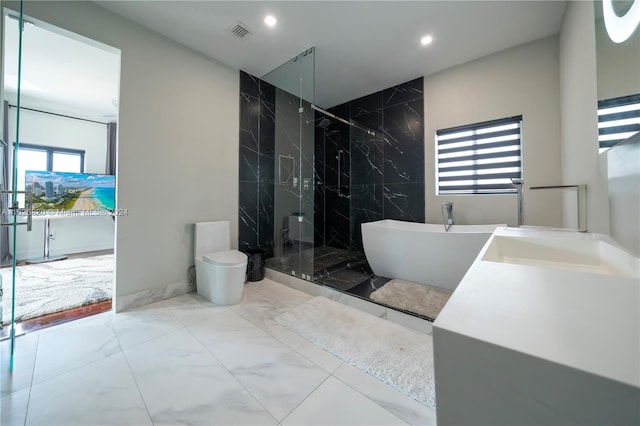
[260,322,343,374]
[1,335,38,396]
[110,308,184,349]
[333,363,437,426]
[281,376,408,426]
[125,329,276,425]
[155,291,207,309]
[188,310,330,421]
[247,278,313,305]
[26,352,152,425]
[8,280,438,426]
[167,298,227,327]
[230,287,343,374]
[1,387,29,426]
[230,287,305,331]
[32,318,121,384]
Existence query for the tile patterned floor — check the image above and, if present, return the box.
[0,279,437,426]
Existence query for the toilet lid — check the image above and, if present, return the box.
[203,250,247,266]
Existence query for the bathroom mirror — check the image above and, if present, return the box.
[594,0,640,151]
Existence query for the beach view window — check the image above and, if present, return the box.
[52,152,82,173]
[16,144,86,204]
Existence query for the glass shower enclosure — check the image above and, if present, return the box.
[261,48,316,281]
[258,46,382,292]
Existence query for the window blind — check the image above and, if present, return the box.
[436,115,522,195]
[598,93,640,151]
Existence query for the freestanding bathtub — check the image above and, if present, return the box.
[362,219,505,291]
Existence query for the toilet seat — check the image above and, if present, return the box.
[202,250,247,266]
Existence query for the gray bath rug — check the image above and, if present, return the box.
[275,296,436,409]
[370,279,452,319]
[1,254,113,323]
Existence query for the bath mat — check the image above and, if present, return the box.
[275,296,436,409]
[1,254,113,323]
[371,279,452,319]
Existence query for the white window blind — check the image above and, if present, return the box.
[436,115,522,195]
[598,93,640,152]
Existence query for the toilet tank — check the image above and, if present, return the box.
[194,221,231,260]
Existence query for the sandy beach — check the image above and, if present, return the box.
[71,188,101,210]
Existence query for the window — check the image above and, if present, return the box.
[598,93,640,152]
[15,143,84,194]
[436,115,522,195]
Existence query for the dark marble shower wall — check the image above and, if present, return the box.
[239,72,425,257]
[238,71,276,256]
[315,77,425,252]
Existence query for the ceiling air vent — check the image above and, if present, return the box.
[228,22,252,40]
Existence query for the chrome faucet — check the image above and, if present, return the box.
[511,178,524,227]
[441,202,454,232]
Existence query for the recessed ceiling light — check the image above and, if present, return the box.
[264,15,277,27]
[420,35,433,46]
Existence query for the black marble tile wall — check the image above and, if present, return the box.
[239,71,276,256]
[382,99,424,184]
[325,186,351,250]
[382,77,423,107]
[239,180,258,251]
[240,71,425,258]
[383,183,425,223]
[315,77,425,252]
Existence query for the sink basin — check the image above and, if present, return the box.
[481,235,640,278]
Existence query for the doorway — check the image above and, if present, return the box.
[0,8,121,341]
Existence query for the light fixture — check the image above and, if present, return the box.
[264,15,277,27]
[420,35,433,46]
[603,0,640,43]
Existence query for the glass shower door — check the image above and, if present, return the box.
[262,48,315,281]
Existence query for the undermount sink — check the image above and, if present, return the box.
[481,234,640,278]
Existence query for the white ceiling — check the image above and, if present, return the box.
[3,1,568,120]
[3,15,120,122]
[96,1,568,108]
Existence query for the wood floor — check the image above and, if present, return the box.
[1,300,112,338]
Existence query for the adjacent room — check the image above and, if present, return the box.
[1,1,638,425]
[0,12,119,335]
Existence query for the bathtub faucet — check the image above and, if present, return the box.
[441,202,454,232]
[511,178,524,227]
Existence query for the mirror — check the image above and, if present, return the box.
[594,0,640,151]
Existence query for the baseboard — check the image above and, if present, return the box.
[15,242,115,262]
[114,280,195,312]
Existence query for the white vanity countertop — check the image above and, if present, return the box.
[434,227,640,388]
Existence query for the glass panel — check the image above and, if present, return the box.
[2,0,25,357]
[52,152,81,172]
[262,48,315,280]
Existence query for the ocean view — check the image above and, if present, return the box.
[94,187,115,210]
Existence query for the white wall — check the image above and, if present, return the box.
[7,108,114,259]
[424,36,563,227]
[608,136,640,256]
[7,1,240,309]
[595,16,640,101]
[559,1,609,234]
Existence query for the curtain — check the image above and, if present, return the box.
[106,122,117,175]
[1,101,13,266]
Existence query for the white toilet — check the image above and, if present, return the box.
[194,221,247,305]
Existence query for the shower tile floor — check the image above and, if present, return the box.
[264,245,435,319]
[1,278,436,426]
